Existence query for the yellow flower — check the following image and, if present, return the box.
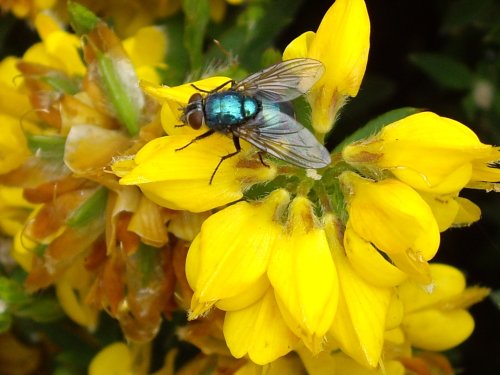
[24,13,86,76]
[0,186,34,236]
[342,112,493,194]
[89,342,151,375]
[283,0,370,135]
[122,26,168,83]
[0,0,56,19]
[268,197,338,354]
[115,134,276,212]
[0,115,31,175]
[398,263,490,351]
[340,171,440,284]
[186,189,289,316]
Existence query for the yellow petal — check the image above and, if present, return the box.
[344,224,407,287]
[403,309,474,351]
[123,26,167,68]
[398,263,466,313]
[343,112,492,194]
[115,134,276,212]
[64,125,131,173]
[283,31,315,60]
[215,273,270,312]
[325,215,391,368]
[340,172,440,260]
[290,0,370,135]
[235,355,305,375]
[141,76,231,104]
[187,189,288,317]
[268,197,338,354]
[453,197,481,227]
[89,343,145,375]
[419,192,460,232]
[223,288,298,365]
[167,211,210,242]
[0,114,31,174]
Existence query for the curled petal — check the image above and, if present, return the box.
[403,309,474,351]
[340,172,440,262]
[268,197,338,354]
[325,215,391,368]
[223,288,298,365]
[115,134,276,212]
[344,224,407,287]
[343,112,492,194]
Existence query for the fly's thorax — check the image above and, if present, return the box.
[184,93,205,130]
[204,91,260,130]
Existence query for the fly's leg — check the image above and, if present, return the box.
[210,134,241,185]
[176,129,215,151]
[257,152,269,168]
[191,80,235,94]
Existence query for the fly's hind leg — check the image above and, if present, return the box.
[210,134,241,185]
[176,129,215,151]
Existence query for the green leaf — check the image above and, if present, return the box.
[206,0,302,71]
[334,107,422,153]
[26,135,66,161]
[0,312,12,334]
[67,187,108,228]
[182,0,210,72]
[96,51,140,136]
[410,53,474,91]
[159,15,190,85]
[443,0,497,30]
[68,1,100,35]
[16,297,65,322]
[0,277,32,305]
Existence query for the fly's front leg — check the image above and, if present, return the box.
[257,152,269,168]
[209,134,241,185]
[176,129,215,151]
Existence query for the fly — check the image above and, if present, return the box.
[177,58,331,184]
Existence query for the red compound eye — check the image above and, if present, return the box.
[187,110,203,129]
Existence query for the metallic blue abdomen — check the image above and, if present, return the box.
[205,92,259,131]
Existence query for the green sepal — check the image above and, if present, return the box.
[95,50,140,136]
[136,243,159,286]
[26,134,66,161]
[41,75,80,95]
[68,1,100,36]
[67,187,108,228]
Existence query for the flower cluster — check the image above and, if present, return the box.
[0,0,497,374]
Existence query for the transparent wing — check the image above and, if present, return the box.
[232,58,324,103]
[234,104,331,169]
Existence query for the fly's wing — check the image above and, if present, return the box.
[234,104,331,169]
[232,58,324,103]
